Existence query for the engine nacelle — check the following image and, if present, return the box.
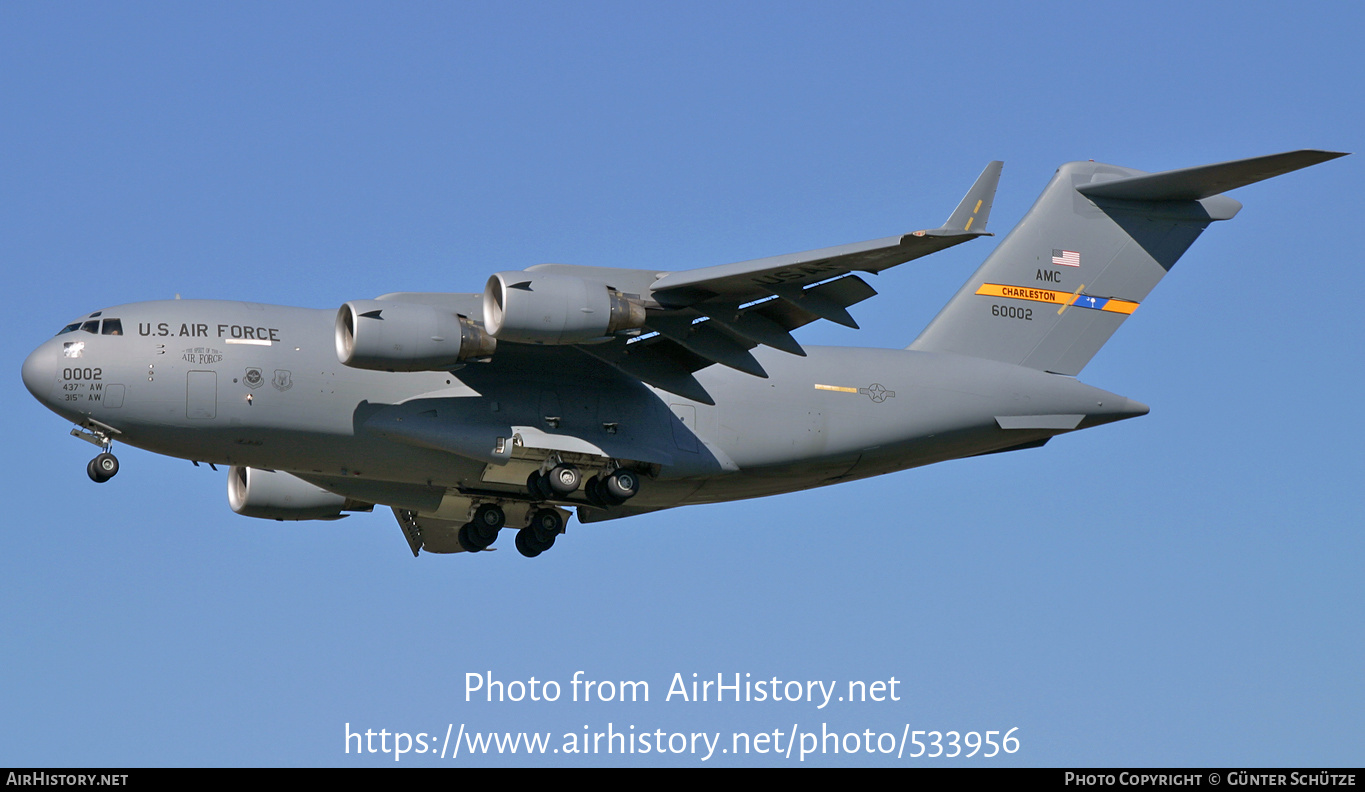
[483,272,646,344]
[228,466,371,521]
[335,300,497,371]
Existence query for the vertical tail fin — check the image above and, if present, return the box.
[908,150,1346,375]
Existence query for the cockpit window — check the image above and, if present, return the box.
[101,318,123,336]
[57,323,81,335]
[80,320,100,334]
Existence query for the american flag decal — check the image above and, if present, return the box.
[1051,249,1081,267]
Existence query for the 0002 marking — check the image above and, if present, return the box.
[990,304,1032,320]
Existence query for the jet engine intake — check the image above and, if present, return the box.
[483,272,646,344]
[336,300,497,371]
[228,466,372,521]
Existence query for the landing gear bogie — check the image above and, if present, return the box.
[516,508,564,558]
[546,464,580,496]
[604,469,639,502]
[457,523,483,552]
[459,502,507,552]
[514,529,542,558]
[586,469,640,507]
[526,470,554,501]
[472,503,505,532]
[585,475,609,508]
[458,521,499,552]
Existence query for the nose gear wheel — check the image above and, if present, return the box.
[87,452,119,483]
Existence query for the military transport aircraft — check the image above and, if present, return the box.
[21,150,1346,558]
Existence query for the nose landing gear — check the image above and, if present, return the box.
[73,420,121,483]
[87,452,119,483]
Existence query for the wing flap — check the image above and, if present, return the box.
[746,274,878,334]
[577,337,718,404]
[646,314,769,378]
[696,307,806,356]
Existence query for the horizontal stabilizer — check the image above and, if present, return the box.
[1077,149,1347,202]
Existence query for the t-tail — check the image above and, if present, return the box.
[908,150,1347,375]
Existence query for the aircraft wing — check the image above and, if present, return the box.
[653,160,1001,307]
[567,161,1003,403]
[371,162,1001,404]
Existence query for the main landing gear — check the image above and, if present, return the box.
[526,465,580,500]
[526,463,640,508]
[457,503,506,552]
[585,468,639,508]
[456,460,642,559]
[455,503,565,559]
[514,509,562,559]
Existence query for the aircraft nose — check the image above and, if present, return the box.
[21,343,56,401]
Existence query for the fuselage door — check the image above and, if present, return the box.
[187,370,217,419]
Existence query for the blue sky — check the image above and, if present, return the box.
[2,1,1361,766]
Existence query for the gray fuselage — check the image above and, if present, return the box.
[22,299,1146,521]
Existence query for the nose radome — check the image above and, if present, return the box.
[22,344,56,401]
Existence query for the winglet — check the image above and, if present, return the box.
[941,160,1004,233]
